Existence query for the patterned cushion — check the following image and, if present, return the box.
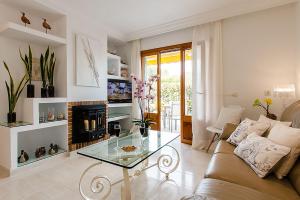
[234,134,291,178]
[227,118,270,146]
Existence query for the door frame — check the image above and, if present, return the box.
[141,42,192,143]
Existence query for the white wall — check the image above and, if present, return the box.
[223,4,297,119]
[296,2,300,97]
[141,27,193,51]
[140,3,298,120]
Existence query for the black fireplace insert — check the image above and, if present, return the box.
[72,105,106,143]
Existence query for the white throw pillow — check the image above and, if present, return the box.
[234,133,290,178]
[258,115,292,131]
[214,107,244,130]
[227,118,270,146]
[267,125,300,179]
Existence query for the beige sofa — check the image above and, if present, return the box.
[195,140,300,200]
[194,101,300,200]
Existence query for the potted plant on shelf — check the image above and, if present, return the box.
[131,74,159,137]
[47,52,56,97]
[19,45,34,97]
[40,47,49,98]
[3,62,28,123]
[253,98,277,120]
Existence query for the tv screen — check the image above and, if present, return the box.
[107,79,132,103]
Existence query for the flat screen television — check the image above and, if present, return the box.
[107,79,132,103]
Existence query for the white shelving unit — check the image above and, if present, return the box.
[108,103,132,108]
[0,22,67,46]
[0,0,68,175]
[108,114,131,122]
[107,75,129,81]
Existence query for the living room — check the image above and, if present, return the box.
[0,0,300,199]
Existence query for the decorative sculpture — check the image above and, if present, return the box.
[18,150,29,163]
[21,12,30,27]
[42,18,51,33]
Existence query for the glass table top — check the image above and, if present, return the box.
[77,130,180,169]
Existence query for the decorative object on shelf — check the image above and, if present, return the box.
[20,12,30,27]
[35,147,46,158]
[48,143,58,155]
[47,107,55,121]
[121,67,128,78]
[3,62,28,123]
[107,68,116,75]
[18,150,29,163]
[76,34,102,87]
[47,51,56,97]
[20,45,35,97]
[40,46,49,97]
[39,112,46,123]
[131,74,159,137]
[57,112,65,121]
[253,98,277,120]
[42,18,51,33]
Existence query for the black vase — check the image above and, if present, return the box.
[27,84,35,98]
[7,112,16,123]
[41,87,48,98]
[48,86,55,97]
[139,127,145,135]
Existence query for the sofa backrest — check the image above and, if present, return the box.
[281,100,300,194]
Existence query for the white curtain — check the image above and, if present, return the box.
[130,40,142,119]
[192,21,223,150]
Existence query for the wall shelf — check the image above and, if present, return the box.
[18,148,66,167]
[38,120,68,129]
[107,75,129,80]
[0,22,67,46]
[108,103,132,108]
[108,114,131,122]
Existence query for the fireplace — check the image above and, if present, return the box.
[72,104,106,143]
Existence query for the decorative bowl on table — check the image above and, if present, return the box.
[121,145,137,152]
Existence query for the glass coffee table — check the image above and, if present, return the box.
[77,130,180,200]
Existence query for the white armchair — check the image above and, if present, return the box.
[206,105,243,152]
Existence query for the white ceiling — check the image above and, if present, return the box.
[46,0,297,41]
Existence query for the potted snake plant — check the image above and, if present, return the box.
[47,52,56,97]
[40,47,49,98]
[20,45,34,97]
[3,61,28,123]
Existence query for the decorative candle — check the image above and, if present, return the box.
[84,120,89,131]
[91,120,96,131]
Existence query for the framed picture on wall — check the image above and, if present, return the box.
[75,34,102,87]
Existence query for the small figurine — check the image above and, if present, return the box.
[42,18,51,33]
[18,150,29,163]
[57,113,64,120]
[35,147,46,158]
[53,144,59,153]
[48,144,55,155]
[21,12,30,27]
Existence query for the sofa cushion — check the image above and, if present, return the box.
[205,153,299,200]
[214,140,235,154]
[220,123,238,140]
[195,178,280,200]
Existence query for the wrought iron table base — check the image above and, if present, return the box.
[79,145,180,200]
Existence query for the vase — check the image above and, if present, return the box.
[7,112,16,123]
[143,128,149,137]
[48,86,55,97]
[26,84,35,98]
[41,87,48,98]
[266,113,277,120]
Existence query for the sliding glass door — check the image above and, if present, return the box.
[141,43,192,144]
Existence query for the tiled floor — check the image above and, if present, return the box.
[0,139,212,200]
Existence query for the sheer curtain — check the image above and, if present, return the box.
[191,21,223,150]
[130,40,142,119]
